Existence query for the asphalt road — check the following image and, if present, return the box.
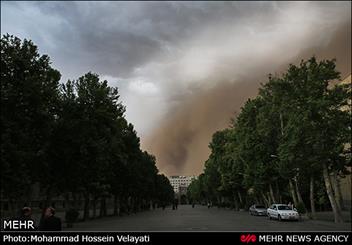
[65,205,351,231]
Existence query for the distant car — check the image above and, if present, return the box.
[249,204,267,216]
[267,204,299,221]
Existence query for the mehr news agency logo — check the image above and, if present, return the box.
[240,234,350,243]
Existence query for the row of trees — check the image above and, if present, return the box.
[188,57,351,223]
[1,35,174,220]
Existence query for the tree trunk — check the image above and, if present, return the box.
[266,193,272,205]
[45,186,53,207]
[261,193,270,207]
[72,193,76,210]
[336,177,345,210]
[275,180,280,203]
[99,198,106,217]
[322,163,343,223]
[127,196,131,214]
[217,196,221,207]
[279,112,284,136]
[255,197,259,205]
[237,191,243,208]
[330,171,344,211]
[64,192,72,210]
[83,194,90,221]
[309,176,316,219]
[233,195,239,211]
[294,178,304,204]
[289,179,298,207]
[131,197,136,214]
[8,199,16,217]
[104,198,107,216]
[269,183,276,203]
[114,195,120,216]
[92,198,97,218]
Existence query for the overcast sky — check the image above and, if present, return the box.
[2,1,351,175]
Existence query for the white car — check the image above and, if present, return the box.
[267,204,299,221]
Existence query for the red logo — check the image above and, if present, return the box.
[240,234,256,243]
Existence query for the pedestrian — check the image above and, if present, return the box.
[39,207,62,231]
[173,198,178,210]
[19,207,37,230]
[19,206,32,220]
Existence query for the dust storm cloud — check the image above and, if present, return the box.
[143,20,351,175]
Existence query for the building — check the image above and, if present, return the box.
[168,175,196,194]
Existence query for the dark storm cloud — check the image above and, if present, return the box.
[1,1,285,78]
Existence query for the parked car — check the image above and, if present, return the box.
[249,204,267,216]
[267,204,299,221]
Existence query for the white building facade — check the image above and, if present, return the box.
[168,175,196,194]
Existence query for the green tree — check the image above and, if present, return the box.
[265,58,350,222]
[155,174,174,207]
[51,72,125,219]
[242,57,351,222]
[1,34,61,213]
